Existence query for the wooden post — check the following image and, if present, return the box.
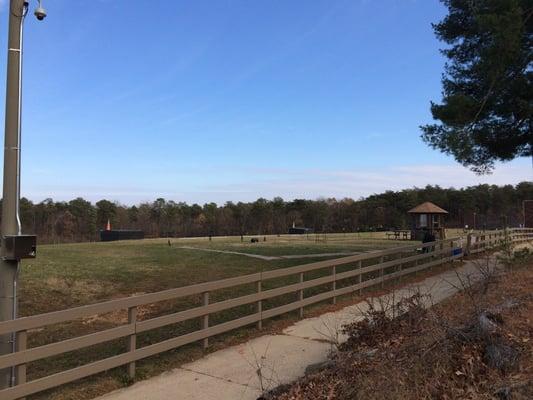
[15,330,26,392]
[331,266,336,305]
[256,280,262,330]
[358,260,362,296]
[299,272,304,318]
[202,292,209,349]
[127,306,137,379]
[439,241,444,267]
[414,251,418,275]
[380,256,385,289]
[397,252,403,284]
[504,227,509,248]
[466,233,472,256]
[450,240,454,260]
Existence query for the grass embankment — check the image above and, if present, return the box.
[269,250,533,400]
[19,235,407,400]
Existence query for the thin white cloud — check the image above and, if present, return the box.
[22,160,532,205]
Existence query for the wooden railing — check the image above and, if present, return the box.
[466,228,533,254]
[0,228,530,400]
[466,229,507,254]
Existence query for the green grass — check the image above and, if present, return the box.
[20,234,408,315]
[16,234,417,400]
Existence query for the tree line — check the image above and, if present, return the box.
[11,182,533,243]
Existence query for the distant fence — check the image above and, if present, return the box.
[0,228,531,400]
[99,230,145,242]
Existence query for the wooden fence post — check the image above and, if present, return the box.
[332,266,337,305]
[450,240,454,261]
[427,244,433,272]
[504,227,509,247]
[397,252,403,284]
[466,233,472,256]
[299,273,304,318]
[439,241,444,266]
[16,329,27,395]
[127,306,137,379]
[256,280,262,330]
[380,256,385,289]
[358,260,363,296]
[202,292,209,349]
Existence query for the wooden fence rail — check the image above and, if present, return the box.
[0,228,531,400]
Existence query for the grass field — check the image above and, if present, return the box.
[20,233,408,315]
[17,232,420,400]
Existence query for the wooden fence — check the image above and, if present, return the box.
[0,228,531,400]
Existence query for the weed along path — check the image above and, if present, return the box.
[96,257,497,400]
[178,245,360,261]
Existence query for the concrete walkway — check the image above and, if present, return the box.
[97,258,494,400]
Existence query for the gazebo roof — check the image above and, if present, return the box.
[408,201,448,214]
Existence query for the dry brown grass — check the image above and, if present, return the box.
[268,261,533,400]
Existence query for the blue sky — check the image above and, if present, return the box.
[0,0,530,205]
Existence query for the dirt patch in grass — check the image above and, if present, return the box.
[266,261,533,400]
[45,277,111,297]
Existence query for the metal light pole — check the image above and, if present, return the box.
[0,0,45,389]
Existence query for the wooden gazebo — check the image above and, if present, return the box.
[408,202,448,240]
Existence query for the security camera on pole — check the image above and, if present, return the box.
[0,0,45,389]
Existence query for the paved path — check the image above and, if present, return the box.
[178,246,359,261]
[96,258,494,400]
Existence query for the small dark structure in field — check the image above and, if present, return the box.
[408,201,448,241]
[288,227,312,234]
[100,230,145,242]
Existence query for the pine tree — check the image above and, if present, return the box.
[421,0,532,173]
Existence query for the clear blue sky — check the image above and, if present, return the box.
[0,0,530,204]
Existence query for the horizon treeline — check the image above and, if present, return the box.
[11,182,533,244]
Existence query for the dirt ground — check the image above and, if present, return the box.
[267,256,533,400]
